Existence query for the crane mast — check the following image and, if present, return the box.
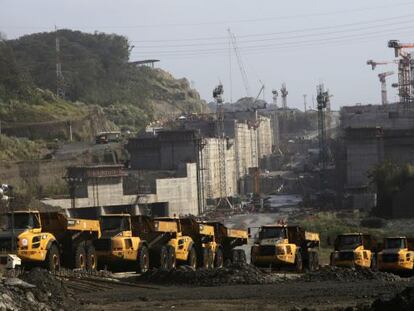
[378,71,394,105]
[228,28,250,97]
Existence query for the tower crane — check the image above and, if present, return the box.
[228,28,250,97]
[366,59,398,70]
[378,71,394,105]
[388,40,414,103]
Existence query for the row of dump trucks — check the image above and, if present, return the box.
[0,211,248,272]
[330,233,414,273]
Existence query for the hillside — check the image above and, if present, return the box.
[1,30,207,131]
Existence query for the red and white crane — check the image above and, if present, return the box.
[366,59,398,70]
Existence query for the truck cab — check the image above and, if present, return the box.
[378,237,414,272]
[250,225,319,272]
[330,233,375,269]
[94,214,149,273]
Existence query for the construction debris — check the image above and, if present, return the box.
[137,263,288,286]
[302,266,401,283]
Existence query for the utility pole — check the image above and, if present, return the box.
[213,84,233,209]
[55,26,65,99]
[303,94,307,112]
[316,84,330,173]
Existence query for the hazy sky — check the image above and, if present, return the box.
[2,0,414,110]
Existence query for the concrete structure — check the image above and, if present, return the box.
[42,163,199,217]
[340,102,414,211]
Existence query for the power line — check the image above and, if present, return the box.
[131,17,414,48]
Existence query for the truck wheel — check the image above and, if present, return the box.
[86,244,97,271]
[187,247,197,270]
[159,246,169,270]
[137,245,149,274]
[237,249,247,263]
[370,254,378,271]
[201,248,210,269]
[167,246,176,270]
[75,244,87,270]
[207,248,214,269]
[231,249,239,263]
[295,252,303,273]
[313,252,319,271]
[46,244,60,272]
[214,248,224,268]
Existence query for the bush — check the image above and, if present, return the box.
[360,217,385,228]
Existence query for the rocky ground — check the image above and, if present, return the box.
[0,264,413,310]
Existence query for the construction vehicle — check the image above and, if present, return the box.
[250,224,320,272]
[205,221,248,267]
[0,211,100,272]
[330,233,377,269]
[93,214,149,273]
[151,217,217,269]
[377,237,414,273]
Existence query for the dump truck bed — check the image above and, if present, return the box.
[40,212,100,237]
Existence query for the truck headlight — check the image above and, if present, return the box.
[22,239,28,246]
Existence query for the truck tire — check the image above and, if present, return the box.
[167,245,176,270]
[86,244,97,271]
[214,248,224,268]
[46,244,60,272]
[137,245,150,274]
[187,247,197,270]
[295,252,303,273]
[231,249,239,263]
[237,249,247,263]
[207,248,214,269]
[201,248,210,269]
[74,244,87,270]
[370,254,378,271]
[313,252,319,271]
[159,246,169,270]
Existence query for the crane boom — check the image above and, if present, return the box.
[228,28,250,97]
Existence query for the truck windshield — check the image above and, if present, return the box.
[385,238,405,249]
[5,213,40,230]
[100,216,130,235]
[337,235,362,250]
[259,227,286,239]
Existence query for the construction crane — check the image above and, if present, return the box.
[366,59,398,70]
[213,84,233,210]
[228,28,250,97]
[378,71,394,105]
[388,40,414,103]
[303,94,307,112]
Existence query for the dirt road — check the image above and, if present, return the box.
[79,277,413,311]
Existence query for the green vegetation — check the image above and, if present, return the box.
[1,30,207,132]
[0,134,46,161]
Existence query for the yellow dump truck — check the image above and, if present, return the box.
[205,221,248,267]
[150,217,216,269]
[131,216,187,270]
[0,211,100,271]
[378,237,414,273]
[330,233,377,269]
[93,214,149,273]
[250,225,320,272]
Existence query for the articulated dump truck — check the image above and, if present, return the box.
[250,224,320,272]
[330,233,377,269]
[0,211,100,271]
[93,214,150,273]
[205,221,248,267]
[378,236,414,274]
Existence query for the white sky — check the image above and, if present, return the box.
[1,0,414,110]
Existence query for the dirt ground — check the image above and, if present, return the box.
[78,277,414,311]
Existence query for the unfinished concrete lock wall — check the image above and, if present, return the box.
[201,138,237,200]
[155,163,198,216]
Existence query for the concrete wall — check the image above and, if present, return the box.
[201,138,237,200]
[155,163,198,216]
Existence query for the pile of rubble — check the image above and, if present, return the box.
[302,266,401,283]
[0,268,76,310]
[139,263,287,286]
[360,286,414,311]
